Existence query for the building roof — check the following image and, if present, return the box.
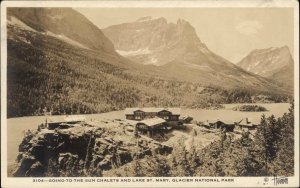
[65,115,86,122]
[236,118,254,127]
[47,115,86,123]
[203,119,235,125]
[221,120,235,125]
[124,108,181,115]
[136,117,166,127]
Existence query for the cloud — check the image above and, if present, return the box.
[236,20,263,35]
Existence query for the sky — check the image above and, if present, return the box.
[75,8,294,63]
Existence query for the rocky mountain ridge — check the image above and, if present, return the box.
[237,46,294,90]
[103,17,289,93]
[237,46,293,77]
[103,17,214,66]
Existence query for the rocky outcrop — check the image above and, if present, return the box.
[13,119,173,177]
[103,17,212,66]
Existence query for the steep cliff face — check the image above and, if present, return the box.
[7,8,117,55]
[13,119,172,177]
[103,17,213,66]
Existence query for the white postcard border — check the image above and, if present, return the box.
[1,1,299,187]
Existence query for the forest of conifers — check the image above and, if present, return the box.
[7,25,291,118]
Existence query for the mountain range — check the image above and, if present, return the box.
[103,16,291,91]
[6,8,293,117]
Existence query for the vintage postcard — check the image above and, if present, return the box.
[1,0,299,187]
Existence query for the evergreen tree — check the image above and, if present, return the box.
[148,151,170,176]
[270,102,294,176]
[234,131,264,176]
[254,114,271,174]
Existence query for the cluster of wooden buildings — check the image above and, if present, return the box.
[125,108,258,136]
[125,107,259,136]
[124,108,182,136]
[202,118,258,132]
[42,108,258,138]
[125,108,180,121]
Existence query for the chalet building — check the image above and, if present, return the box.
[46,115,85,130]
[180,116,193,124]
[136,117,167,137]
[235,118,258,131]
[124,108,180,121]
[203,119,235,132]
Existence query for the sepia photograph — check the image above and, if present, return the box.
[1,0,299,187]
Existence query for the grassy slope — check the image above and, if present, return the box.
[268,63,294,92]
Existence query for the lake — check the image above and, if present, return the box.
[6,103,290,165]
[182,103,291,124]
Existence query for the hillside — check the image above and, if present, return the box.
[269,64,294,88]
[7,8,116,55]
[237,46,294,91]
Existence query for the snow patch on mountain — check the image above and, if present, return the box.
[136,16,154,22]
[46,31,89,49]
[8,16,36,32]
[116,48,152,56]
[198,45,211,54]
[183,62,214,72]
[8,16,90,50]
[254,61,260,66]
[150,57,158,65]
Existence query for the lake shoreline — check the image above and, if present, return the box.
[6,103,291,166]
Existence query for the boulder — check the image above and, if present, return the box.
[43,132,58,142]
[25,161,45,177]
[13,155,36,177]
[98,155,112,170]
[29,144,44,157]
[117,151,132,165]
[58,153,79,170]
[16,152,24,162]
[103,137,114,144]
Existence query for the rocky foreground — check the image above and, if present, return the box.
[12,118,173,177]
